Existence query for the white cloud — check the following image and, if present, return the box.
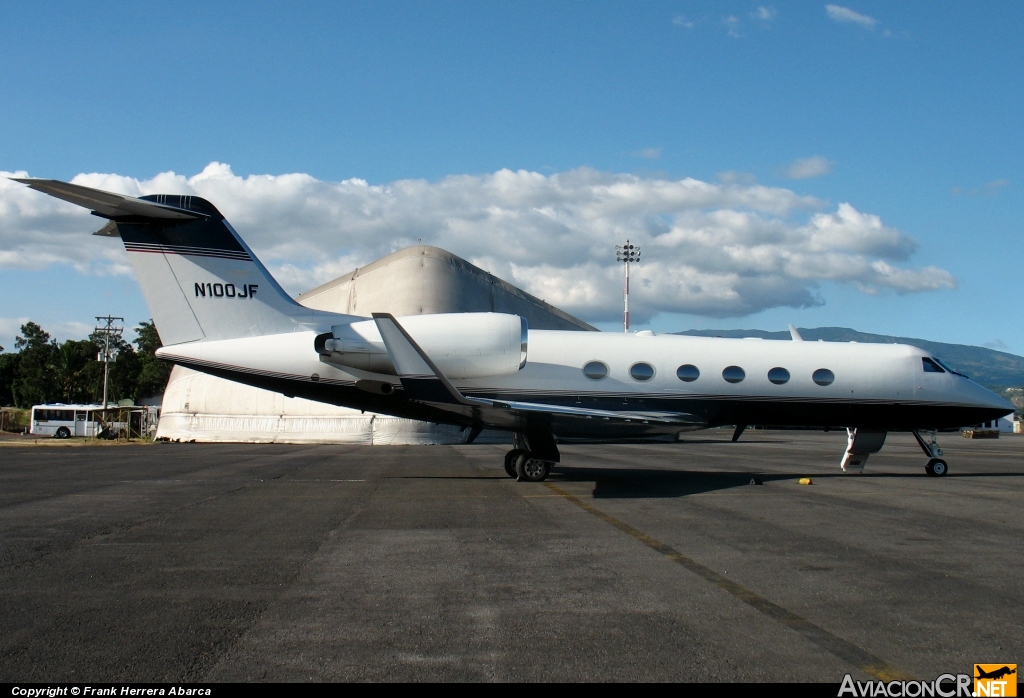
[633,147,662,160]
[672,14,695,29]
[723,15,742,38]
[1,163,954,323]
[751,6,777,22]
[0,316,94,351]
[784,155,833,180]
[717,171,757,185]
[983,339,1010,351]
[0,316,30,352]
[825,4,878,29]
[951,179,1010,198]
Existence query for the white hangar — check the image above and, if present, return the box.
[156,245,595,444]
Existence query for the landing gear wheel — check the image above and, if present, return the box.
[925,458,948,477]
[504,449,526,478]
[55,427,71,439]
[515,453,550,483]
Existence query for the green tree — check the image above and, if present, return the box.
[55,339,100,404]
[1,319,171,408]
[12,322,59,407]
[87,326,136,404]
[0,351,20,407]
[133,320,170,399]
[104,343,140,404]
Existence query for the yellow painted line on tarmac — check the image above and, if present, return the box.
[543,481,912,682]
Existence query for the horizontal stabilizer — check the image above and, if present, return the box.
[11,178,205,221]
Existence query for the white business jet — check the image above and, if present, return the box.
[14,179,1013,481]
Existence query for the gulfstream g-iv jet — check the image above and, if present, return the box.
[14,178,1013,481]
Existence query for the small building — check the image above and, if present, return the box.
[961,414,1016,438]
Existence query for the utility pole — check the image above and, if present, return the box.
[615,240,640,333]
[94,316,124,409]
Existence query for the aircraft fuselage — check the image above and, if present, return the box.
[158,328,1011,438]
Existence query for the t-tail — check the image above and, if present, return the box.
[13,179,336,345]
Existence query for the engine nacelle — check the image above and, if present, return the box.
[318,313,528,379]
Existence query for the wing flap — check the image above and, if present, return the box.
[484,398,692,425]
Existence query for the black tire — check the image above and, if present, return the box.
[504,449,525,478]
[925,458,948,477]
[55,427,71,439]
[516,453,550,482]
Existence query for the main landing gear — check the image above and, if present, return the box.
[503,449,551,482]
[913,430,948,477]
[502,431,559,482]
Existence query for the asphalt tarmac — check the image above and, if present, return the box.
[0,430,1021,682]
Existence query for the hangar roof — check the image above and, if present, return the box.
[297,245,596,332]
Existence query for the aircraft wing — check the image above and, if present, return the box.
[372,313,700,429]
[11,178,206,221]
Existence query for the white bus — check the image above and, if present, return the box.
[30,404,108,438]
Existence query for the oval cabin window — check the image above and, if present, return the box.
[722,366,745,384]
[767,367,790,385]
[812,368,835,386]
[676,364,700,382]
[582,361,608,380]
[630,362,655,381]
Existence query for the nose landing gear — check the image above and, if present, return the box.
[914,430,948,477]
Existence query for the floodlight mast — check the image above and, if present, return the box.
[615,240,640,333]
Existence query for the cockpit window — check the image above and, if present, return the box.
[922,357,945,373]
[929,356,968,378]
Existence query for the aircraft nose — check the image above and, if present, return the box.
[971,382,1015,412]
[992,393,1016,411]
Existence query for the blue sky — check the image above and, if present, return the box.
[1,1,1021,355]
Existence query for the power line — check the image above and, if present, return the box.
[94,315,124,409]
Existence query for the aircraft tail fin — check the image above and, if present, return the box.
[14,178,318,346]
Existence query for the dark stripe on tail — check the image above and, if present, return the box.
[123,242,252,261]
[118,196,248,256]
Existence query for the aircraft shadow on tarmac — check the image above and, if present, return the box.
[546,468,1024,499]
[548,468,790,498]
[395,465,1022,499]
